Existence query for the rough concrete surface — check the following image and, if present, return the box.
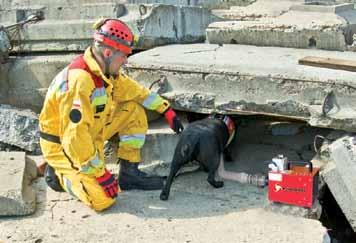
[0,152,37,216]
[104,118,180,165]
[0,105,40,153]
[126,43,356,132]
[207,3,356,51]
[322,136,356,231]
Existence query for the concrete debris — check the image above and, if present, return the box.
[0,152,37,216]
[104,119,179,166]
[0,0,354,241]
[321,135,356,231]
[0,105,40,154]
[207,2,356,51]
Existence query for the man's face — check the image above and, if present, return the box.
[107,50,128,78]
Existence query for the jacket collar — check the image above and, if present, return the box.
[83,47,113,86]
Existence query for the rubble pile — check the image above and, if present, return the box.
[0,0,356,241]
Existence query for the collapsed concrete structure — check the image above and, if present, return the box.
[0,0,356,241]
[0,1,220,52]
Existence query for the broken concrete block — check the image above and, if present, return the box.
[207,3,356,51]
[104,118,179,165]
[322,136,356,231]
[0,105,40,154]
[0,152,37,216]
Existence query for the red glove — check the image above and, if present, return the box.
[96,169,118,199]
[164,108,184,134]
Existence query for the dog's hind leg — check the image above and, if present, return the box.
[160,160,183,200]
[207,154,224,188]
[160,143,192,201]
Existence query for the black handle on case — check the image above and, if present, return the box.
[287,161,313,173]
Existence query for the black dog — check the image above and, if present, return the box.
[160,115,236,201]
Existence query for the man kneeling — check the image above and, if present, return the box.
[39,18,183,211]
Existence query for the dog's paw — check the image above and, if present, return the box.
[212,181,224,188]
[160,192,169,201]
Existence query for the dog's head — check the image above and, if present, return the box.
[210,114,236,146]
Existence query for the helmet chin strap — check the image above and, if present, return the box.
[104,57,111,78]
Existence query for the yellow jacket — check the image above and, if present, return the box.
[39,47,169,177]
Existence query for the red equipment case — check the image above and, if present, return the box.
[268,161,319,208]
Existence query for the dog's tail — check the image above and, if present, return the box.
[160,136,199,201]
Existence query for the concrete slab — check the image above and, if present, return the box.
[126,43,356,132]
[3,44,356,132]
[207,3,356,51]
[212,0,304,21]
[322,136,356,231]
[0,152,37,216]
[104,118,180,165]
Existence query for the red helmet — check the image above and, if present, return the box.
[93,19,134,55]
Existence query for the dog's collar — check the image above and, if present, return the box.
[222,116,235,147]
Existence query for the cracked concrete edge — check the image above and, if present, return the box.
[0,152,37,216]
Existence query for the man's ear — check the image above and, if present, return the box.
[103,48,113,57]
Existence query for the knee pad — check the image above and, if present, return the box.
[44,165,65,192]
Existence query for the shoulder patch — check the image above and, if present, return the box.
[69,109,82,123]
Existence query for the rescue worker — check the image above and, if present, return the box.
[39,18,184,211]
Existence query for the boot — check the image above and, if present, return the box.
[118,159,165,190]
[44,164,65,192]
